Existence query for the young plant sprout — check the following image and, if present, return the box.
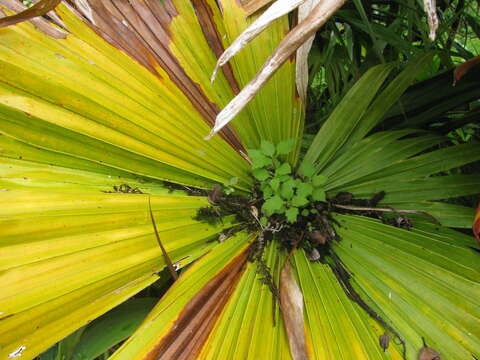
[249,139,327,226]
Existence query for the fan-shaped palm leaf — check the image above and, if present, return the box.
[0,2,478,360]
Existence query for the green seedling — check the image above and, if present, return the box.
[248,139,327,224]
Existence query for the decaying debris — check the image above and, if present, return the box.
[379,333,390,352]
[0,0,62,28]
[195,184,258,230]
[419,337,441,360]
[0,0,67,38]
[104,184,143,194]
[208,184,223,204]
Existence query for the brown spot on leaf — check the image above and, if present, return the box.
[145,247,249,360]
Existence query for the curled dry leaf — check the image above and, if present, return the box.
[296,0,320,103]
[280,259,308,360]
[423,0,438,41]
[206,0,347,139]
[211,0,307,83]
[0,0,67,38]
[0,0,62,28]
[473,203,480,244]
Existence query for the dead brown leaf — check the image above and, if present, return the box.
[206,0,347,140]
[0,0,67,38]
[0,0,62,27]
[453,56,480,85]
[296,0,320,103]
[280,259,308,360]
[211,0,306,84]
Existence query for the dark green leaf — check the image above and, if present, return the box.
[72,298,157,360]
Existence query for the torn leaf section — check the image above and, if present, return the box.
[280,259,308,360]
